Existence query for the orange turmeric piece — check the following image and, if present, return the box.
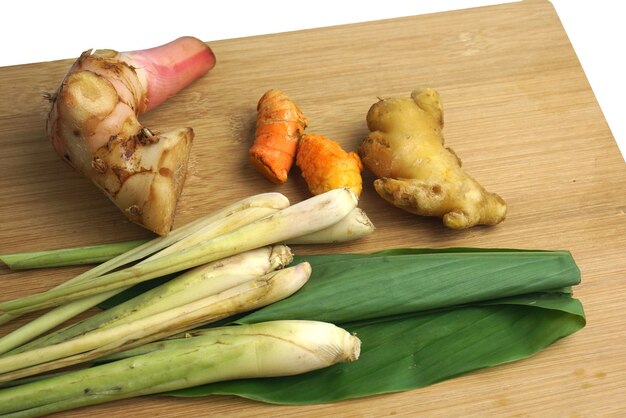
[296,133,364,197]
[249,90,308,184]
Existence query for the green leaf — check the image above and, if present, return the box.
[240,250,580,325]
[165,249,585,403]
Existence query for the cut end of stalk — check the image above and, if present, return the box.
[269,245,293,270]
[345,334,361,363]
[0,255,16,270]
[0,313,14,325]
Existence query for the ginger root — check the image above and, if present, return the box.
[359,88,507,229]
[296,133,363,197]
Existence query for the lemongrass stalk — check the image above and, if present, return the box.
[0,204,371,273]
[91,245,292,326]
[59,192,289,285]
[0,198,287,354]
[0,262,311,383]
[0,263,310,383]
[0,320,360,417]
[11,245,292,354]
[104,320,360,363]
[0,192,289,325]
[0,188,357,315]
[0,240,147,270]
[0,193,289,278]
[287,208,375,244]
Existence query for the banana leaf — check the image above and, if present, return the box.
[163,248,585,403]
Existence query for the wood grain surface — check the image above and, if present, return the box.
[1,0,625,416]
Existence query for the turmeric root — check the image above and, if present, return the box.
[47,37,216,235]
[296,134,363,197]
[249,90,308,184]
[359,88,507,229]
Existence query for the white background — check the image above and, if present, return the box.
[2,0,624,161]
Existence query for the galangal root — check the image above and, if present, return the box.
[47,36,216,235]
[359,88,507,229]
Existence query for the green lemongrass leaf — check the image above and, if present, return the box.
[169,300,584,403]
[239,250,580,325]
[0,240,148,270]
[0,189,357,315]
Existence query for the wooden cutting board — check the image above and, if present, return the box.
[1,0,625,416]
